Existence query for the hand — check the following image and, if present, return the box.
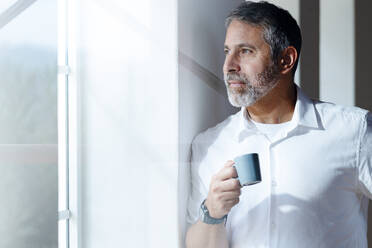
[205,160,242,219]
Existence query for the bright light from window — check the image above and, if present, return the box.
[0,0,17,13]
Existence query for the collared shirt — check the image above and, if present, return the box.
[186,85,372,248]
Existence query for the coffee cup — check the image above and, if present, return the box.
[233,153,261,186]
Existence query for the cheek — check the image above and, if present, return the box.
[240,60,265,76]
[241,64,261,78]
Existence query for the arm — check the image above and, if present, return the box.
[185,220,228,248]
[357,112,372,198]
[186,160,241,248]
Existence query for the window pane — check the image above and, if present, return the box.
[0,0,58,247]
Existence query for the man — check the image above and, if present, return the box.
[185,1,372,248]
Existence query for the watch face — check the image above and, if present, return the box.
[199,200,208,220]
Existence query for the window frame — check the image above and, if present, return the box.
[58,0,79,247]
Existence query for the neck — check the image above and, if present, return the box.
[246,80,297,124]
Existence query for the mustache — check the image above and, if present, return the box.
[224,72,248,83]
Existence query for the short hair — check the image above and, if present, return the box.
[225,1,302,76]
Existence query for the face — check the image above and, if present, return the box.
[223,20,280,107]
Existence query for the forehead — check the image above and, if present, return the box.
[225,19,267,48]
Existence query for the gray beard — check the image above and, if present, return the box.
[224,63,280,107]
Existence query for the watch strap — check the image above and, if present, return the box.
[200,199,227,225]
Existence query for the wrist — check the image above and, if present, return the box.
[204,199,221,219]
[199,199,227,225]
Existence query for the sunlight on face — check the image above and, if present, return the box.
[224,62,280,107]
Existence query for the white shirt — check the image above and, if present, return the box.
[250,119,291,142]
[187,85,372,248]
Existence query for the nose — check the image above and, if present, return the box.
[223,53,241,74]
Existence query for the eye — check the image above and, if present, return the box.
[241,48,252,54]
[224,49,229,55]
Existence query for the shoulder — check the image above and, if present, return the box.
[191,111,240,154]
[314,99,369,126]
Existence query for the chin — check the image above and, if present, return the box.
[228,94,257,107]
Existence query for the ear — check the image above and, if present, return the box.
[278,46,298,75]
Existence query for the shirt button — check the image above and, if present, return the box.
[271,222,276,228]
[271,180,277,187]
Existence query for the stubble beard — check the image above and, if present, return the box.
[224,63,281,107]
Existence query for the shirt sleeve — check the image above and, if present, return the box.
[357,112,372,199]
[186,136,208,227]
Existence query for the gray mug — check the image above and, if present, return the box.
[233,153,261,186]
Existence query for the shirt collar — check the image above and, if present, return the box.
[235,84,319,142]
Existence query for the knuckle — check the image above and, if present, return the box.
[211,184,219,193]
[229,180,236,188]
[225,160,233,166]
[233,180,240,187]
[228,167,235,176]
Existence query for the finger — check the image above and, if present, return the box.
[225,198,239,204]
[224,198,240,209]
[220,191,241,201]
[215,165,238,181]
[219,178,242,192]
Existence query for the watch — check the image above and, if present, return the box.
[199,199,227,225]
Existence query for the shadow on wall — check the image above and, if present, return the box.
[355,0,372,112]
[299,0,319,100]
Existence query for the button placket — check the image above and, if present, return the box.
[271,179,278,187]
[269,144,278,247]
[271,221,276,228]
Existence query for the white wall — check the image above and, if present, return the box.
[320,0,354,106]
[76,0,178,247]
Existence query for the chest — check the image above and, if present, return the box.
[199,129,359,202]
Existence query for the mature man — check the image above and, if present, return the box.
[185,1,372,248]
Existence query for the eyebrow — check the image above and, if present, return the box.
[224,43,257,50]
